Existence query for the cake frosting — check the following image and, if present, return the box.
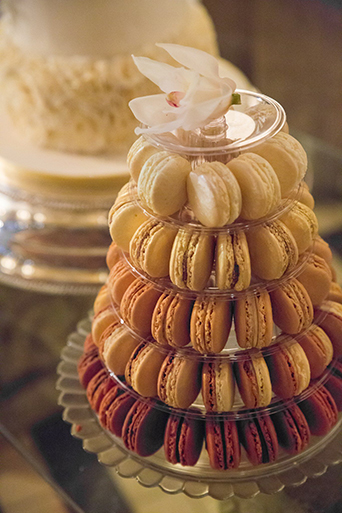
[0,0,221,154]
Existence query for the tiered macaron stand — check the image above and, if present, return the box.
[57,87,342,499]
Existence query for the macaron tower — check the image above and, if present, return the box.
[76,45,342,474]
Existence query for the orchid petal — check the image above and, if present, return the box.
[132,55,195,93]
[180,96,231,129]
[129,94,175,127]
[157,43,220,79]
[136,117,186,135]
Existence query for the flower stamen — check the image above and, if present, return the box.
[166,91,185,108]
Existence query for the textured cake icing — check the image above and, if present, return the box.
[0,0,220,154]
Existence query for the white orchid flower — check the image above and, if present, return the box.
[129,44,238,135]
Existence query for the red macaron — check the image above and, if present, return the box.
[86,368,116,413]
[122,399,169,457]
[322,360,342,411]
[298,386,338,436]
[164,410,204,466]
[238,414,278,465]
[77,346,104,389]
[205,415,241,470]
[271,402,310,454]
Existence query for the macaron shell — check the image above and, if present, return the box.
[190,296,232,353]
[327,282,342,304]
[138,151,190,216]
[106,241,122,270]
[247,220,298,280]
[215,231,251,291]
[296,254,332,306]
[187,161,242,227]
[234,354,272,408]
[152,293,193,348]
[120,279,162,337]
[313,236,333,264]
[293,181,315,210]
[91,306,119,346]
[251,132,307,196]
[297,325,333,379]
[234,290,273,348]
[298,386,338,436]
[109,200,148,252]
[177,413,205,466]
[202,360,235,412]
[125,343,166,397]
[93,285,111,315]
[272,404,310,455]
[127,136,160,182]
[102,324,140,376]
[98,384,122,428]
[227,152,281,220]
[266,339,311,399]
[105,392,136,437]
[280,201,318,254]
[108,260,136,306]
[315,301,342,356]
[77,346,104,389]
[86,368,111,412]
[205,417,240,470]
[122,400,169,457]
[169,230,215,291]
[129,219,177,278]
[270,278,313,334]
[324,364,342,411]
[158,354,202,409]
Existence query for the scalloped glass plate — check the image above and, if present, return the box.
[56,316,342,500]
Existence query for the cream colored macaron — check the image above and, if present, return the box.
[138,151,191,216]
[252,132,307,196]
[187,161,242,227]
[127,136,160,182]
[108,198,148,252]
[227,152,281,220]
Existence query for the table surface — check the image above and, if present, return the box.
[0,130,341,513]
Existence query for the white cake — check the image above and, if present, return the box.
[0,0,220,154]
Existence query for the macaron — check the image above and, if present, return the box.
[77,346,104,389]
[324,361,342,411]
[93,284,111,315]
[205,416,240,470]
[238,414,278,465]
[298,386,338,436]
[202,360,235,412]
[169,229,215,291]
[246,219,298,281]
[108,197,148,252]
[327,282,342,304]
[164,410,205,466]
[190,296,232,354]
[86,368,116,413]
[187,161,242,227]
[271,403,310,455]
[265,338,311,399]
[106,241,122,270]
[101,390,136,437]
[129,219,177,278]
[234,290,273,349]
[233,353,272,408]
[215,231,251,291]
[151,292,194,348]
[158,352,202,409]
[280,201,318,254]
[127,136,160,182]
[100,322,140,376]
[138,151,191,216]
[84,334,96,353]
[292,181,315,210]
[91,306,119,346]
[107,259,136,306]
[120,278,162,337]
[251,131,307,196]
[98,383,123,429]
[227,152,281,220]
[125,342,166,397]
[312,236,333,264]
[297,324,333,379]
[315,301,342,356]
[122,399,169,457]
[296,254,332,306]
[270,278,313,335]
